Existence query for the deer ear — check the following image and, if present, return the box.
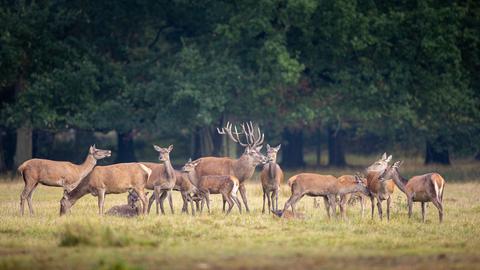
[266,144,271,150]
[188,158,192,162]
[381,152,387,160]
[167,145,174,152]
[153,144,161,152]
[275,144,281,151]
[255,145,263,152]
[386,155,392,163]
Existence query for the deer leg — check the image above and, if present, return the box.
[190,195,196,216]
[135,188,147,215]
[328,195,337,220]
[421,202,426,223]
[20,178,37,216]
[181,193,188,214]
[313,198,319,208]
[147,193,156,214]
[431,197,444,223]
[262,190,266,214]
[154,187,162,215]
[360,195,365,218]
[339,195,347,220]
[323,197,331,219]
[386,196,392,221]
[222,196,227,213]
[267,191,272,214]
[205,192,211,214]
[158,191,168,215]
[376,197,383,220]
[275,189,279,211]
[289,194,304,217]
[225,192,235,215]
[97,189,106,215]
[370,195,375,219]
[168,190,174,214]
[270,191,276,212]
[239,184,250,212]
[407,197,414,219]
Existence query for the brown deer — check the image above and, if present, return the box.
[146,169,199,216]
[379,161,446,223]
[182,158,241,214]
[338,174,368,219]
[272,209,305,220]
[17,145,111,215]
[105,190,150,217]
[261,144,283,213]
[192,121,268,212]
[365,153,395,220]
[283,173,369,218]
[141,145,177,215]
[59,163,151,215]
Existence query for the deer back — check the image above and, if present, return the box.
[86,163,149,193]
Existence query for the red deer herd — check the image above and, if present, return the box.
[17,122,446,223]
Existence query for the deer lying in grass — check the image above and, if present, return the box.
[272,209,305,220]
[365,153,395,220]
[105,190,150,217]
[338,174,368,219]
[283,173,369,218]
[261,144,284,214]
[147,169,199,216]
[141,145,177,215]
[191,121,268,212]
[379,161,446,223]
[60,163,151,215]
[17,145,111,215]
[182,158,241,214]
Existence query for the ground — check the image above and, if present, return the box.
[1,159,480,270]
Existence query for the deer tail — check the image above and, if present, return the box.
[231,177,239,198]
[17,161,28,178]
[287,175,298,187]
[138,164,152,182]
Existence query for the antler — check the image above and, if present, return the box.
[217,121,264,148]
[217,121,249,147]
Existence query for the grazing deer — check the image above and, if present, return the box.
[17,145,111,215]
[261,144,283,213]
[379,161,446,223]
[105,190,150,217]
[182,158,241,214]
[338,174,368,219]
[283,173,369,218]
[141,145,177,215]
[146,169,199,216]
[365,153,395,220]
[192,122,268,212]
[59,163,152,215]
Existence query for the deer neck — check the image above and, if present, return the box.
[65,179,91,206]
[232,154,256,182]
[338,183,361,195]
[268,161,277,179]
[77,154,97,182]
[163,160,175,180]
[185,170,199,187]
[391,170,410,195]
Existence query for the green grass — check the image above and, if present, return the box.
[1,161,480,270]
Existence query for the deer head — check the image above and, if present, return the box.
[127,190,149,208]
[266,144,281,163]
[182,158,201,173]
[366,152,392,174]
[379,160,403,182]
[89,145,112,160]
[153,144,173,162]
[217,121,268,165]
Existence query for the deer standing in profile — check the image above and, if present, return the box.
[141,145,177,215]
[261,144,283,214]
[17,145,111,215]
[379,161,445,223]
[365,153,395,220]
[182,158,241,214]
[283,173,369,218]
[192,122,268,212]
[59,162,151,215]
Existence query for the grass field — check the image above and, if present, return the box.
[1,159,480,270]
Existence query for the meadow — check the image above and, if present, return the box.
[1,158,480,270]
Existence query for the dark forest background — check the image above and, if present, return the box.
[1,0,479,171]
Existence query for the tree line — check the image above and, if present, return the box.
[1,0,479,171]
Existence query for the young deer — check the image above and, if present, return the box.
[283,173,368,218]
[379,161,446,223]
[182,159,241,214]
[365,153,395,220]
[338,174,369,219]
[272,209,305,220]
[59,163,151,215]
[141,145,177,215]
[193,122,268,212]
[261,144,283,214]
[17,145,111,215]
[146,169,199,216]
[105,190,150,217]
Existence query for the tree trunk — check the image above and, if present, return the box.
[281,128,305,169]
[475,151,480,161]
[14,124,33,169]
[211,125,223,157]
[315,128,321,168]
[116,130,136,163]
[33,129,54,159]
[425,138,450,165]
[328,126,346,167]
[192,127,202,160]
